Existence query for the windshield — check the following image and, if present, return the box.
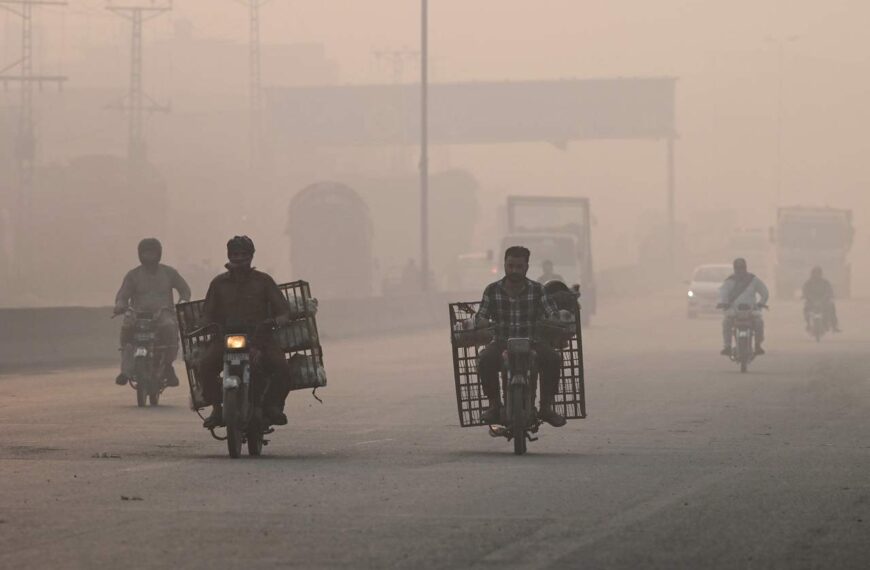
[780,220,850,249]
[501,236,578,266]
[693,266,732,282]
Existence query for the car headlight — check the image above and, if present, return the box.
[687,290,695,298]
[225,335,247,349]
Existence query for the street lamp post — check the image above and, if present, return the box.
[419,0,429,292]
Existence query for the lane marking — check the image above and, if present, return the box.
[353,439,396,446]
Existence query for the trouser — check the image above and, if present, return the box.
[477,341,561,406]
[722,313,764,347]
[804,300,838,328]
[120,312,179,377]
[197,339,291,410]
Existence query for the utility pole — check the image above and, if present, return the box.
[667,136,676,271]
[419,0,429,292]
[106,1,171,169]
[0,0,67,288]
[234,0,270,174]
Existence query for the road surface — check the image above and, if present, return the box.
[1,289,869,568]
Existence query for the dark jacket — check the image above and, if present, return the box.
[201,267,290,331]
[803,277,834,302]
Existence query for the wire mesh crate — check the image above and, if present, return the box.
[448,301,586,427]
[176,280,326,411]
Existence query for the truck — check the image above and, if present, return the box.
[771,206,854,299]
[501,195,596,322]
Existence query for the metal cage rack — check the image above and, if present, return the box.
[176,280,325,411]
[448,301,586,428]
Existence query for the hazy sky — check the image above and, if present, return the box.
[4,1,867,81]
[4,1,870,304]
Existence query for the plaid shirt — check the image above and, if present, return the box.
[477,277,559,341]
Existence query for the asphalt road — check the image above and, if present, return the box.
[2,290,869,569]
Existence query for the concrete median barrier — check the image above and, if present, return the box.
[0,292,466,372]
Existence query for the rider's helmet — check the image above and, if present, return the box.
[137,238,162,264]
[811,266,823,279]
[733,258,748,274]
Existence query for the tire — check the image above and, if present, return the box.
[247,427,263,456]
[737,337,751,374]
[510,383,527,456]
[136,384,147,407]
[134,356,150,407]
[224,391,243,459]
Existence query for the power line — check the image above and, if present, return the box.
[0,0,68,288]
[105,1,171,166]
[234,0,272,173]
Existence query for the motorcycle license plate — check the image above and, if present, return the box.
[737,330,750,338]
[135,347,148,357]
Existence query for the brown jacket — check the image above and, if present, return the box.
[201,267,290,331]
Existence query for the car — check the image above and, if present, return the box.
[687,263,732,318]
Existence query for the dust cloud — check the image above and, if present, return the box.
[1,0,868,306]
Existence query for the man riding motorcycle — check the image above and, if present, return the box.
[802,266,840,333]
[114,238,191,387]
[476,246,567,428]
[197,236,293,429]
[718,258,769,356]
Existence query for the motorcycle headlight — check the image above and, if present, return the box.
[687,290,694,298]
[225,335,248,350]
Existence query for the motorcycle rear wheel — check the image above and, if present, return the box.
[224,391,243,459]
[510,384,527,456]
[148,383,160,406]
[247,428,263,456]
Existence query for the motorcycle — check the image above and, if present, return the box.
[216,323,276,459]
[805,300,828,342]
[124,309,170,407]
[489,337,541,455]
[725,303,766,373]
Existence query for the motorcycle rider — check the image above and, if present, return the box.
[197,236,293,429]
[802,266,840,333]
[718,257,769,356]
[537,259,564,284]
[114,238,191,387]
[475,246,567,427]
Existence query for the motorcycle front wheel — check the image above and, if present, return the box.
[224,391,243,459]
[134,357,149,407]
[737,337,751,373]
[136,384,147,407]
[510,383,527,456]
